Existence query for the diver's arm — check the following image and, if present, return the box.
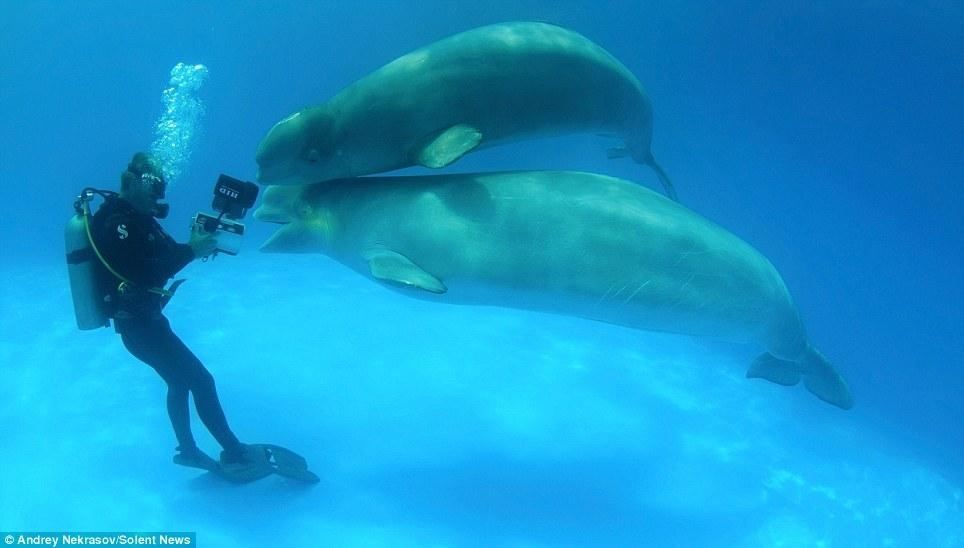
[156,241,195,279]
[153,223,217,279]
[187,225,218,260]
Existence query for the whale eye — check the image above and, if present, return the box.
[304,148,321,163]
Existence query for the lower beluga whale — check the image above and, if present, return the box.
[256,171,852,409]
[255,21,676,200]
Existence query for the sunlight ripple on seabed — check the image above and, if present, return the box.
[3,259,962,546]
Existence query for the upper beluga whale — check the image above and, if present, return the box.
[256,171,852,409]
[255,21,676,200]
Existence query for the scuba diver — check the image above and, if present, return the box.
[88,152,252,473]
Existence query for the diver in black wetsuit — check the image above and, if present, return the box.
[91,152,250,471]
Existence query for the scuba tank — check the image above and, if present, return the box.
[65,189,111,330]
[65,188,180,330]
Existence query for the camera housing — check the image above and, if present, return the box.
[213,174,259,219]
[193,212,246,255]
[194,174,260,256]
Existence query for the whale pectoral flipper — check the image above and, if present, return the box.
[646,157,678,202]
[365,249,447,294]
[746,353,802,386]
[416,124,483,168]
[606,148,678,202]
[800,346,854,410]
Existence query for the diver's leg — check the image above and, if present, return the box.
[119,316,196,451]
[165,384,194,450]
[188,365,243,452]
[153,317,243,454]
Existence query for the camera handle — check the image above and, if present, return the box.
[193,211,226,262]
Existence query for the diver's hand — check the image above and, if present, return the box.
[189,225,218,259]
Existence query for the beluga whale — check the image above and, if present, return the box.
[255,21,676,200]
[256,171,852,409]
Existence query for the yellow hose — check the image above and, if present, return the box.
[82,199,172,297]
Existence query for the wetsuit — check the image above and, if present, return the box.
[91,196,242,455]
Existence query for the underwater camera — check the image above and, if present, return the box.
[192,174,260,256]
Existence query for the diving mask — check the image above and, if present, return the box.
[141,172,169,218]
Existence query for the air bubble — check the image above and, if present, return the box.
[150,62,210,185]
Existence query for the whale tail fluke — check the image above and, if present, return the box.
[747,348,854,410]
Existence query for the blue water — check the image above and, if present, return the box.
[2,1,962,546]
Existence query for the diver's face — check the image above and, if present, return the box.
[141,173,167,200]
[126,173,168,217]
